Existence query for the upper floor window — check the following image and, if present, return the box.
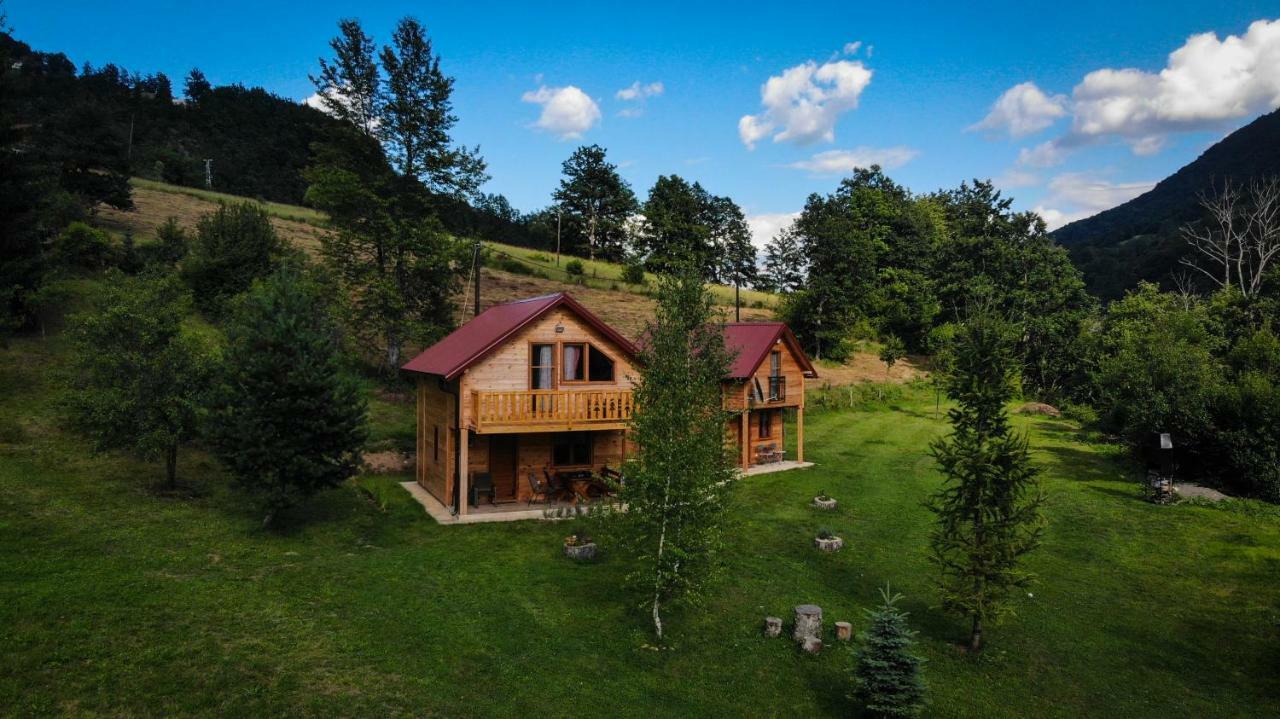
[770,350,782,377]
[531,344,555,390]
[562,343,615,382]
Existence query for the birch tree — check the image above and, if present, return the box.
[1181,177,1280,298]
[615,268,735,641]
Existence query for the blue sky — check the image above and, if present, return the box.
[10,1,1280,245]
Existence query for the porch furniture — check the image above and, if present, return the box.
[755,444,785,464]
[544,468,574,502]
[469,472,495,506]
[554,468,597,501]
[527,472,556,505]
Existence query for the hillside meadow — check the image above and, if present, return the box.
[2,328,1277,717]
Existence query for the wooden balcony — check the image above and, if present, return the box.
[470,389,634,433]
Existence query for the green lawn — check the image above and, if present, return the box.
[2,334,1277,717]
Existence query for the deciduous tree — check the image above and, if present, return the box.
[62,271,215,489]
[615,268,735,640]
[552,144,637,261]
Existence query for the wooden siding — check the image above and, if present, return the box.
[416,378,456,505]
[458,308,639,430]
[457,429,628,503]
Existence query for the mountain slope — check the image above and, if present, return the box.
[1053,108,1280,298]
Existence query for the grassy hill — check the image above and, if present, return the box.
[96,179,777,338]
[1052,108,1280,299]
[2,330,1277,717]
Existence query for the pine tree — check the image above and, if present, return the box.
[614,267,736,640]
[206,265,368,528]
[926,314,1045,651]
[853,587,927,719]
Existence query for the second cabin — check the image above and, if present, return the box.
[401,292,816,519]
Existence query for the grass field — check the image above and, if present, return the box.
[2,330,1277,717]
[101,179,778,310]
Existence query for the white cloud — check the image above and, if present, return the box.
[843,41,862,55]
[997,19,1280,164]
[616,81,664,101]
[747,212,800,250]
[521,85,601,139]
[1071,19,1280,145]
[616,107,643,118]
[786,146,919,174]
[739,58,873,148]
[1017,140,1067,168]
[993,169,1040,189]
[1033,172,1156,230]
[968,82,1068,138]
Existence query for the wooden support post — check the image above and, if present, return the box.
[458,427,470,517]
[797,406,805,464]
[740,410,750,469]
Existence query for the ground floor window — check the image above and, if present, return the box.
[758,410,774,439]
[553,432,593,466]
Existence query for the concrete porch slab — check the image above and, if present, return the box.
[743,460,815,476]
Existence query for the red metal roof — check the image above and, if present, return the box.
[400,292,638,380]
[721,322,818,380]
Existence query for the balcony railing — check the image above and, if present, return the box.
[471,389,634,432]
[751,376,787,406]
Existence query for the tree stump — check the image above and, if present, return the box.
[801,636,823,654]
[811,496,837,510]
[793,604,823,642]
[763,616,782,637]
[563,542,597,561]
[835,621,853,641]
[814,536,844,552]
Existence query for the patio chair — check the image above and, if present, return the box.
[527,472,555,505]
[469,472,495,506]
[544,468,573,502]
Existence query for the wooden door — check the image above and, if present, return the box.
[490,435,519,501]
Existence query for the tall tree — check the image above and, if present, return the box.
[926,315,1045,651]
[934,180,1094,396]
[853,587,928,719]
[207,265,368,528]
[552,144,637,261]
[760,227,806,293]
[782,168,891,360]
[309,18,381,137]
[307,17,480,371]
[638,175,714,277]
[708,194,757,287]
[379,16,487,199]
[615,268,735,640]
[61,271,215,489]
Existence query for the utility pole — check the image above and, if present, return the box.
[735,280,741,322]
[555,207,562,267]
[203,159,213,189]
[126,112,135,163]
[472,241,482,317]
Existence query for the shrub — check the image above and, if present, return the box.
[621,261,646,285]
[182,202,284,315]
[565,259,584,276]
[530,252,551,263]
[53,222,114,271]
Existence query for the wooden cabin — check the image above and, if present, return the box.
[720,322,818,468]
[401,292,816,518]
